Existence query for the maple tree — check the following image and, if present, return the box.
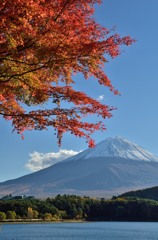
[0,0,134,147]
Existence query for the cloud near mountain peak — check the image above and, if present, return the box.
[25,149,81,172]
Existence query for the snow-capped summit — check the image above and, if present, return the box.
[67,136,158,162]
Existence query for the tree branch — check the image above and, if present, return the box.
[54,0,74,22]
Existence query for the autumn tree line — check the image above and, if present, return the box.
[0,195,158,222]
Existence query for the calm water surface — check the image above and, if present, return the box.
[0,222,158,240]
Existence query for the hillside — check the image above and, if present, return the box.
[119,186,158,201]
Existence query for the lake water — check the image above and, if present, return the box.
[0,222,158,240]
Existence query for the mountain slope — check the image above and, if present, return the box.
[1,137,158,198]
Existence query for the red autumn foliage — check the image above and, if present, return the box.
[0,0,135,146]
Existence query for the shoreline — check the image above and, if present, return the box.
[0,219,86,224]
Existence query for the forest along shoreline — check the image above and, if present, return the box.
[1,194,158,222]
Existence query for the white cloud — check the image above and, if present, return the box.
[97,95,104,101]
[25,149,81,172]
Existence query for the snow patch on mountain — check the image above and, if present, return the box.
[67,137,158,162]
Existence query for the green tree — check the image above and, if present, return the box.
[58,210,67,219]
[6,210,16,220]
[0,212,6,221]
[44,213,52,221]
[32,210,38,219]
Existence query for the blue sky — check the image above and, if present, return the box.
[1,0,158,182]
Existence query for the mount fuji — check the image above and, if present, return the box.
[1,136,158,198]
[65,136,158,162]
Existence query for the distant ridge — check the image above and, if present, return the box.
[119,186,158,201]
[1,136,158,198]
